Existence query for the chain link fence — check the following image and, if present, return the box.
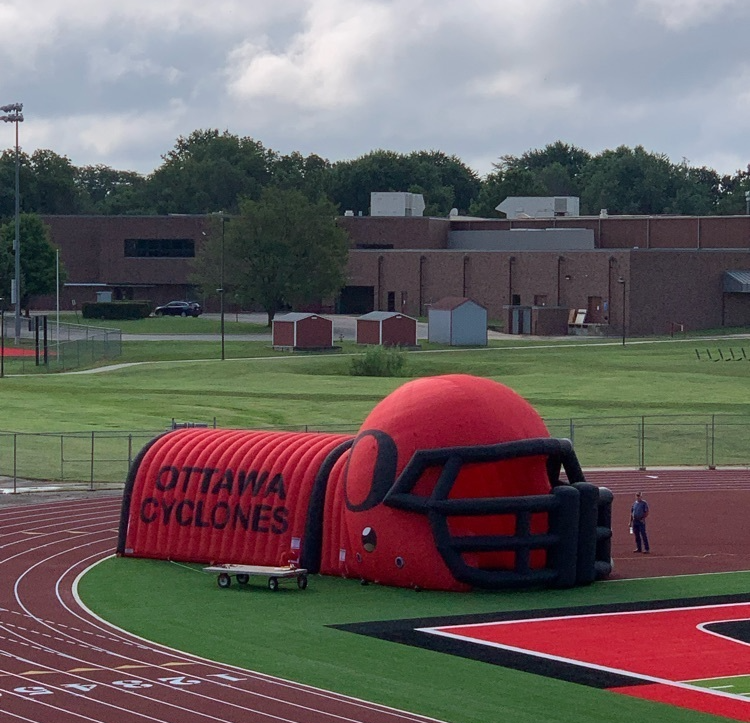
[0,315,122,373]
[0,414,748,494]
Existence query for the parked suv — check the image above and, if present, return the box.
[153,301,203,317]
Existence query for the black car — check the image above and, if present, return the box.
[153,301,202,317]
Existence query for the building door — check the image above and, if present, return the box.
[338,286,374,314]
[587,296,604,323]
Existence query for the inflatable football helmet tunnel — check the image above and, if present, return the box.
[117,374,613,591]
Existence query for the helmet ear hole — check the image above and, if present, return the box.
[361,526,377,552]
[395,556,405,569]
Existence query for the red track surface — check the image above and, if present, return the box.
[0,497,445,723]
[0,348,36,357]
[1,469,747,722]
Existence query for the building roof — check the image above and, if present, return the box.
[723,270,750,293]
[273,312,328,323]
[429,296,487,312]
[358,311,415,322]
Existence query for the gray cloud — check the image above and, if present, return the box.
[1,0,748,178]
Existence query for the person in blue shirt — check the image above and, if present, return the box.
[630,491,650,553]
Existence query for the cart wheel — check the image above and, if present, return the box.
[297,574,308,590]
[236,574,250,585]
[217,573,231,589]
[268,577,279,592]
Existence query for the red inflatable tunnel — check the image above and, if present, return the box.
[118,375,613,591]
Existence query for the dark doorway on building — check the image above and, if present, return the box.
[587,296,604,323]
[387,291,396,312]
[339,286,374,314]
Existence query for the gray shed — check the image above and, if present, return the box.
[428,297,488,346]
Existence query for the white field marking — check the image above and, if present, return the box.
[6,545,353,723]
[697,619,750,649]
[2,500,440,723]
[0,661,209,723]
[71,555,450,723]
[5,519,448,723]
[604,567,750,583]
[417,626,750,705]
[0,519,121,552]
[0,505,121,540]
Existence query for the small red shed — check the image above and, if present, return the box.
[272,313,334,349]
[356,311,418,346]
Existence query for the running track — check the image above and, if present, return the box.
[1,470,747,722]
[0,496,446,723]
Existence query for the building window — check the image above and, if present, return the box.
[534,294,548,306]
[124,239,195,258]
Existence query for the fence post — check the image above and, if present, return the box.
[13,433,17,492]
[90,431,95,491]
[568,418,574,446]
[639,416,646,470]
[60,434,64,481]
[709,414,716,469]
[128,434,133,472]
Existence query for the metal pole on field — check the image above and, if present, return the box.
[1,103,24,344]
[56,249,60,363]
[220,214,225,361]
[618,276,626,346]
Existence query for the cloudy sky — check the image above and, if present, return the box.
[1,0,748,178]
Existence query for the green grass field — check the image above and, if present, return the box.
[1,334,749,479]
[3,335,750,431]
[81,559,750,723]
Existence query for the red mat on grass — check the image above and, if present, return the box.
[427,602,750,721]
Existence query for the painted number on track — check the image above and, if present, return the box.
[11,671,243,698]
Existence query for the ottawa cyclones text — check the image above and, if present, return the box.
[138,465,289,533]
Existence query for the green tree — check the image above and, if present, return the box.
[271,151,332,201]
[0,149,32,218]
[0,214,63,311]
[715,166,750,215]
[193,188,349,324]
[328,149,480,217]
[146,129,276,214]
[76,165,150,214]
[25,149,83,214]
[578,145,681,215]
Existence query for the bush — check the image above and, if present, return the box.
[349,345,406,377]
[82,301,152,320]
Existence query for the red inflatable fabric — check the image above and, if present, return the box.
[120,428,352,566]
[119,374,608,591]
[321,374,551,590]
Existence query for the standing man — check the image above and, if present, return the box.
[630,491,650,553]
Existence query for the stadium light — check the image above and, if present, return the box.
[1,102,24,343]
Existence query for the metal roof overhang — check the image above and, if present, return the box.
[723,271,750,293]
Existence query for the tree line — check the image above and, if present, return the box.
[1,131,748,220]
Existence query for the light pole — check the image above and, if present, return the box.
[618,276,626,346]
[1,103,23,344]
[219,214,225,361]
